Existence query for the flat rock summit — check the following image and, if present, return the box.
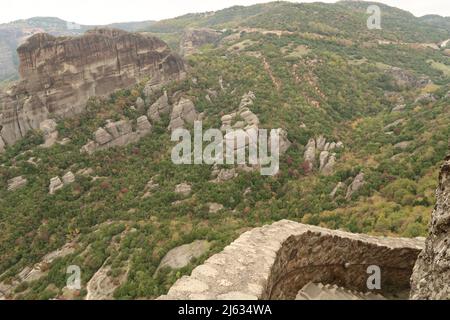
[0,28,184,149]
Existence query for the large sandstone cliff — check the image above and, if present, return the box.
[411,154,450,299]
[0,28,184,149]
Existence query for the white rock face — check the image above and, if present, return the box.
[62,171,75,185]
[49,177,64,194]
[7,176,27,191]
[156,240,211,272]
[303,136,343,174]
[175,183,192,196]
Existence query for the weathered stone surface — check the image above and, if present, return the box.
[135,97,145,111]
[346,172,365,200]
[62,171,75,185]
[136,116,152,134]
[385,67,430,90]
[86,263,128,300]
[94,128,113,145]
[180,28,222,56]
[394,141,412,150]
[168,98,198,131]
[411,155,450,300]
[49,176,64,194]
[81,118,151,154]
[0,28,184,150]
[209,203,224,214]
[7,176,27,191]
[38,119,59,148]
[175,183,192,196]
[157,240,211,272]
[148,91,171,122]
[159,220,423,300]
[330,182,346,198]
[304,136,342,174]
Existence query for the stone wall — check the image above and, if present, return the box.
[159,220,424,300]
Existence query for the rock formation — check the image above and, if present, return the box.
[0,28,184,150]
[159,220,423,300]
[156,240,211,274]
[148,91,171,122]
[80,116,152,154]
[7,176,27,191]
[168,98,198,131]
[411,155,450,300]
[345,172,365,200]
[303,135,343,175]
[180,28,222,56]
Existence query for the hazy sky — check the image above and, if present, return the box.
[0,0,448,25]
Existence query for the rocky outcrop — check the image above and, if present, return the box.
[180,28,222,56]
[159,220,423,300]
[156,240,211,273]
[80,117,152,154]
[345,172,365,200]
[7,176,27,191]
[175,183,192,196]
[168,98,198,131]
[0,28,184,150]
[303,136,343,175]
[147,91,171,122]
[39,119,58,148]
[385,67,430,90]
[411,155,450,300]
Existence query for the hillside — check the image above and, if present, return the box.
[0,1,449,300]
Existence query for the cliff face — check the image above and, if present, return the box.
[411,155,450,300]
[0,28,184,148]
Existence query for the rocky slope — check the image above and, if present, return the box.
[0,28,184,149]
[411,154,450,299]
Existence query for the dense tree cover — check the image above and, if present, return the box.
[0,4,449,299]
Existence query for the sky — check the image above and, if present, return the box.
[0,0,449,25]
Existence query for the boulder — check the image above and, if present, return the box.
[62,172,75,185]
[345,173,365,200]
[156,240,211,272]
[321,154,336,176]
[148,91,171,122]
[136,97,145,111]
[136,116,152,134]
[394,141,412,150]
[168,98,198,131]
[209,203,224,214]
[49,177,64,194]
[175,183,192,196]
[94,128,113,145]
[7,176,27,191]
[39,119,58,148]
